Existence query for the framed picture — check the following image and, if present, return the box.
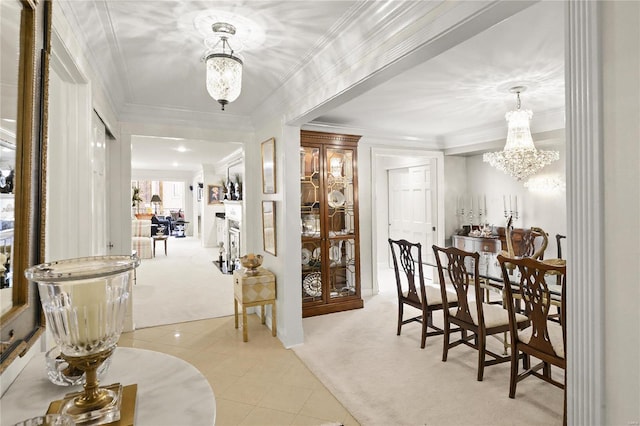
[208,185,222,204]
[262,201,277,256]
[261,137,276,194]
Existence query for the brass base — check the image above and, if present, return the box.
[48,383,137,425]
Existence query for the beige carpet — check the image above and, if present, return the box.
[293,283,564,426]
[132,236,234,329]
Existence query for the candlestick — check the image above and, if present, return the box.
[503,195,506,212]
[484,195,487,215]
[515,195,518,214]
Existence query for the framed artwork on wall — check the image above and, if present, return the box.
[262,201,277,256]
[261,137,276,194]
[208,185,222,204]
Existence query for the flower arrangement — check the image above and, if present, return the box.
[132,187,143,212]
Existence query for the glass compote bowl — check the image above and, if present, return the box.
[24,255,140,425]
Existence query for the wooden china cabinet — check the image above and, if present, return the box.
[300,130,363,317]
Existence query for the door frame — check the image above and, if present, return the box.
[371,147,444,295]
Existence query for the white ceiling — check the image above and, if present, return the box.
[59,1,565,172]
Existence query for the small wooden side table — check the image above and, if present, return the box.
[152,235,168,257]
[233,268,276,342]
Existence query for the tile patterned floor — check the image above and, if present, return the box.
[118,315,359,426]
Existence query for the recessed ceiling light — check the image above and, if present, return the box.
[172,162,179,167]
[175,146,188,153]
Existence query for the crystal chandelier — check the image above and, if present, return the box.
[204,22,243,111]
[483,87,559,181]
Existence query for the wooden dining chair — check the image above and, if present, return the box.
[498,255,566,425]
[388,238,457,349]
[432,245,529,381]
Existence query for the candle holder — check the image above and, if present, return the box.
[25,255,140,425]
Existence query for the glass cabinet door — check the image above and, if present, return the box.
[301,146,322,302]
[325,147,357,299]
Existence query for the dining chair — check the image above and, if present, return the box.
[388,238,457,349]
[432,245,529,381]
[498,254,566,425]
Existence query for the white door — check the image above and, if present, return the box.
[388,164,435,261]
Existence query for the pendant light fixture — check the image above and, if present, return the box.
[483,86,559,181]
[204,22,243,111]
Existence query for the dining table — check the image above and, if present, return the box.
[422,250,563,301]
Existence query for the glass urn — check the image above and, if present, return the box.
[25,255,139,425]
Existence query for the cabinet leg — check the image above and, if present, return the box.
[271,301,277,338]
[261,305,266,324]
[242,306,248,342]
[234,299,238,329]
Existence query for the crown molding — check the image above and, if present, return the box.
[304,121,439,148]
[119,103,255,134]
[442,106,565,148]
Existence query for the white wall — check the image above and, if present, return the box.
[602,1,640,423]
[248,121,304,348]
[443,156,467,241]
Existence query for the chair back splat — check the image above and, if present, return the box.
[388,239,456,349]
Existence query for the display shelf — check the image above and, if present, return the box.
[300,130,363,317]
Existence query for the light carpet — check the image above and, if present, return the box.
[132,236,234,329]
[293,286,564,426]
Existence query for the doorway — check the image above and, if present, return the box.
[371,148,444,294]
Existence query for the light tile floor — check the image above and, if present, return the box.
[118,315,359,426]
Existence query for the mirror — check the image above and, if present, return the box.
[0,0,22,318]
[0,0,45,372]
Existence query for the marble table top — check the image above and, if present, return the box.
[0,347,215,425]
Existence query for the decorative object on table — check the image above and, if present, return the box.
[46,346,112,387]
[262,201,277,256]
[207,185,222,204]
[239,253,263,276]
[150,194,162,214]
[24,255,140,425]
[483,86,559,181]
[502,194,520,222]
[261,137,276,194]
[203,22,243,111]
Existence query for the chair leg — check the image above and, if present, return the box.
[477,332,486,381]
[397,303,403,336]
[509,344,519,398]
[420,310,428,349]
[442,318,450,362]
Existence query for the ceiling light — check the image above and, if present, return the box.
[176,146,187,153]
[204,22,243,111]
[483,86,559,181]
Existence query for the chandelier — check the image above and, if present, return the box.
[204,22,243,111]
[483,86,559,181]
